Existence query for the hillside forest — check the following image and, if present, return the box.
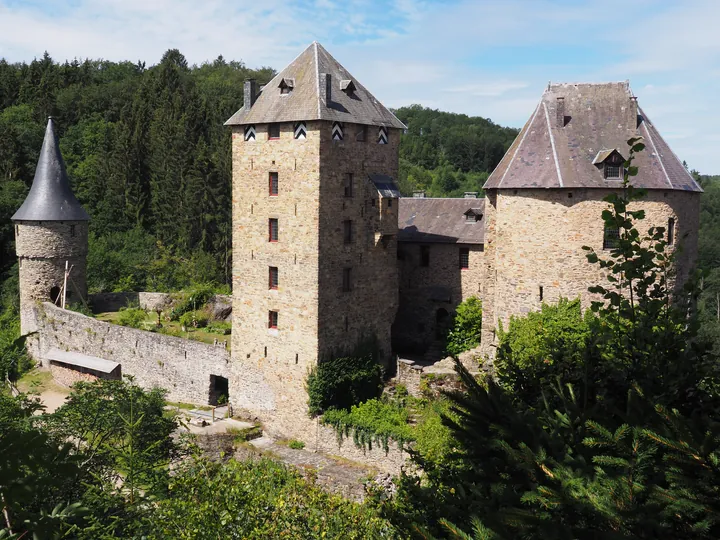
[2,51,720,538]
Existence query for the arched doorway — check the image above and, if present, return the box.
[50,286,61,304]
[435,308,450,340]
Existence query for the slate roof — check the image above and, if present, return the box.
[398,198,485,244]
[46,348,120,374]
[484,82,702,192]
[225,42,406,129]
[13,118,90,221]
[369,174,401,198]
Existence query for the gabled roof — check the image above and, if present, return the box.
[13,118,90,221]
[398,198,485,244]
[225,42,406,129]
[484,82,702,192]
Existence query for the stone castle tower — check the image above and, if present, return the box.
[13,117,90,336]
[225,42,405,437]
[480,82,702,357]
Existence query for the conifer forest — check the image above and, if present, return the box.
[2,51,720,539]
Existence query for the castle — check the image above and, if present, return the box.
[13,43,701,443]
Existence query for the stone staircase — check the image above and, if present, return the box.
[423,340,447,364]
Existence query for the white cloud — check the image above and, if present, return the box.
[0,0,717,172]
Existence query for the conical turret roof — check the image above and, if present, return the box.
[225,42,405,129]
[12,117,90,221]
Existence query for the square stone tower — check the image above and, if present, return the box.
[225,42,405,439]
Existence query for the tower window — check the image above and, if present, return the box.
[268,123,280,140]
[668,217,675,245]
[420,245,430,267]
[269,218,279,242]
[603,226,620,250]
[387,198,393,208]
[343,220,353,244]
[356,125,367,142]
[344,173,353,197]
[70,224,76,237]
[342,268,352,292]
[268,310,278,329]
[269,172,279,196]
[269,266,278,289]
[604,163,622,179]
[459,248,469,269]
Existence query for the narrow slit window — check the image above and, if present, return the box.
[268,311,278,329]
[70,224,76,237]
[342,268,352,292]
[420,245,430,267]
[459,248,469,269]
[356,125,367,142]
[344,173,353,197]
[387,198,393,208]
[269,172,279,196]
[539,286,544,302]
[269,218,279,242]
[269,266,278,289]
[268,123,280,140]
[343,220,353,244]
[668,217,675,245]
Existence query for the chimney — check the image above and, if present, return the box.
[630,95,639,128]
[321,73,331,106]
[244,79,258,110]
[556,97,565,128]
[463,192,478,199]
[413,190,426,198]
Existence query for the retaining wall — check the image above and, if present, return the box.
[33,302,230,404]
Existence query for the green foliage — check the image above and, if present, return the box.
[117,307,147,328]
[306,349,383,417]
[169,283,215,320]
[445,296,483,356]
[144,457,397,539]
[178,310,209,329]
[288,439,305,450]
[206,321,231,335]
[322,398,415,451]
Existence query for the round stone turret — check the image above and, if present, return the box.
[12,117,89,334]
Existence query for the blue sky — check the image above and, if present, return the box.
[1,0,719,173]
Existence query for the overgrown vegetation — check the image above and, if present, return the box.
[445,296,483,356]
[306,348,383,416]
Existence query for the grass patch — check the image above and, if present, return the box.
[288,439,305,450]
[16,369,66,395]
[166,401,213,412]
[227,425,263,443]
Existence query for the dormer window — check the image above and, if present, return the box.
[279,78,294,95]
[340,79,356,96]
[593,149,625,180]
[604,164,622,179]
[464,209,483,223]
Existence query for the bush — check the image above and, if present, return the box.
[322,398,414,451]
[288,439,305,450]
[169,284,216,321]
[207,321,231,335]
[495,297,591,406]
[306,353,383,416]
[445,296,482,356]
[179,310,209,329]
[117,307,147,329]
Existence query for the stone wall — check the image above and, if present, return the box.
[395,242,484,354]
[49,362,99,387]
[15,221,88,335]
[314,422,408,476]
[90,292,174,313]
[33,303,230,404]
[481,188,701,357]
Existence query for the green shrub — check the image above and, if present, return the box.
[207,321,231,335]
[179,310,209,329]
[445,296,483,356]
[288,439,305,450]
[495,298,591,405]
[117,307,147,329]
[169,284,216,321]
[322,398,415,451]
[306,353,383,416]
